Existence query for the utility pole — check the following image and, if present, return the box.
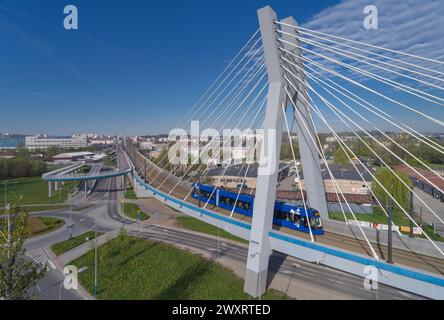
[387,198,393,264]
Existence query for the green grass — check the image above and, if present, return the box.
[73,204,94,212]
[124,188,137,200]
[104,156,117,167]
[0,204,68,215]
[176,216,248,244]
[0,176,76,207]
[35,217,64,236]
[329,209,444,241]
[420,224,443,243]
[329,207,411,227]
[123,203,149,221]
[71,235,286,299]
[51,231,103,256]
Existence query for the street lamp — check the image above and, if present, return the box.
[1,180,19,223]
[79,217,99,297]
[93,223,98,297]
[68,192,75,240]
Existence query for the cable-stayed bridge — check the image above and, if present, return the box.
[121,5,444,299]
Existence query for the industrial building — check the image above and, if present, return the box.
[25,134,87,150]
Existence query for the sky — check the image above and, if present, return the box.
[0,0,443,136]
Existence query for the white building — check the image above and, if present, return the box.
[25,135,88,150]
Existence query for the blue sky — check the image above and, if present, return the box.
[0,0,443,135]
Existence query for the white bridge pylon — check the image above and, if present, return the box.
[244,5,328,297]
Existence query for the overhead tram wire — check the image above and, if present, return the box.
[282,83,379,259]
[282,63,444,228]
[277,30,444,93]
[278,39,444,108]
[143,30,263,178]
[276,21,444,67]
[280,55,444,192]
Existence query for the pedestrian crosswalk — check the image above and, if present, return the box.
[86,199,118,206]
[26,248,51,266]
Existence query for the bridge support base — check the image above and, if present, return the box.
[244,269,267,298]
[48,181,52,197]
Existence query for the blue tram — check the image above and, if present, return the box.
[191,183,324,235]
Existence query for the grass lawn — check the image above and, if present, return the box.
[0,216,64,243]
[0,204,68,215]
[0,176,76,206]
[124,188,137,200]
[51,231,103,256]
[123,203,149,221]
[176,216,248,244]
[71,234,286,299]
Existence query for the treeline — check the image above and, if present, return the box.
[0,157,47,180]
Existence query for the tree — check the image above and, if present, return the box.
[280,143,300,160]
[0,202,44,299]
[333,147,350,165]
[371,167,413,212]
